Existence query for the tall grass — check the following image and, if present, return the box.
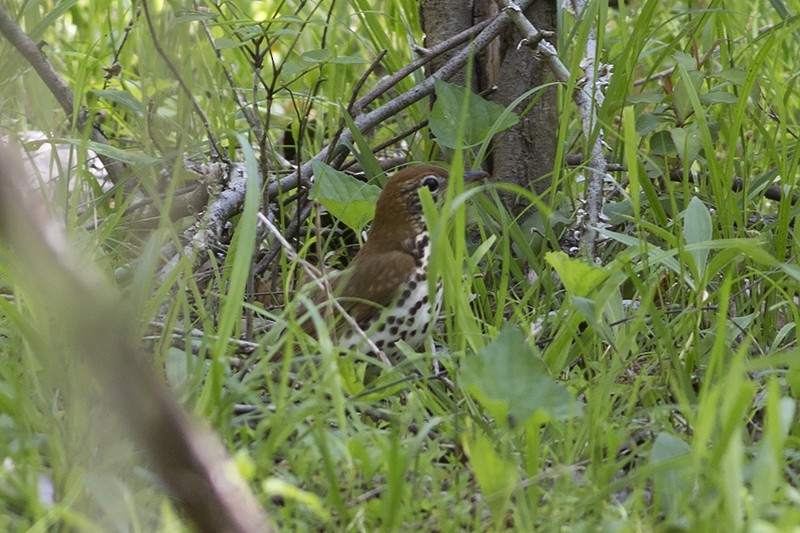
[0,0,799,530]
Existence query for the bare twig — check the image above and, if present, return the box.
[0,6,123,183]
[267,0,534,199]
[156,162,243,286]
[498,0,609,260]
[352,19,492,114]
[141,0,223,160]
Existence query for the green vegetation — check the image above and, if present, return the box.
[1,0,799,530]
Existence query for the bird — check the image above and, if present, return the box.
[294,164,488,365]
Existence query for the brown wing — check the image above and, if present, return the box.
[294,250,415,341]
[335,250,416,327]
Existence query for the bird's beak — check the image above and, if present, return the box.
[463,169,490,184]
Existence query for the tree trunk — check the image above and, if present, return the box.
[421,0,557,218]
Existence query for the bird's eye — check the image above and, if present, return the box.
[421,175,440,191]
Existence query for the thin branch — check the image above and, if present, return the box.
[352,19,492,114]
[258,211,392,365]
[267,0,535,198]
[0,6,123,182]
[140,0,223,160]
[498,0,608,260]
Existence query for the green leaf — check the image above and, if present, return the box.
[699,91,738,104]
[627,92,664,104]
[649,130,676,156]
[199,135,261,415]
[90,90,144,114]
[429,79,518,148]
[635,112,666,136]
[342,112,385,181]
[81,140,158,166]
[214,37,245,50]
[683,196,712,279]
[310,160,382,232]
[302,49,332,63]
[545,251,609,298]
[717,68,747,85]
[672,69,704,123]
[461,324,581,426]
[670,124,701,165]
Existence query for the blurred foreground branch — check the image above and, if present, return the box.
[0,144,270,532]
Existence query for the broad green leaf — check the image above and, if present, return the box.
[90,89,144,114]
[670,124,701,165]
[545,251,609,298]
[635,112,666,136]
[649,130,676,156]
[683,196,712,279]
[627,92,664,104]
[214,37,245,50]
[572,296,614,344]
[717,68,747,85]
[310,160,381,232]
[429,79,518,148]
[462,324,580,426]
[699,91,738,104]
[672,69,704,123]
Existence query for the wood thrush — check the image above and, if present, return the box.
[296,164,488,363]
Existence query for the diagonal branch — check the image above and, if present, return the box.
[0,144,270,533]
[0,6,123,183]
[265,0,535,199]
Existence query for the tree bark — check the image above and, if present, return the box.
[481,0,557,210]
[421,0,557,218]
[420,0,479,91]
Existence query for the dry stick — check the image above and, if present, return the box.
[348,50,389,115]
[252,7,525,278]
[352,19,492,113]
[265,0,534,199]
[569,0,607,260]
[0,145,270,533]
[0,6,123,183]
[257,212,392,365]
[140,0,223,160]
[498,0,607,260]
[156,162,238,285]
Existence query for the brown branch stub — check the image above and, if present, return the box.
[517,29,555,50]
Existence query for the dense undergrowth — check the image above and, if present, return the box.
[1,0,799,530]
